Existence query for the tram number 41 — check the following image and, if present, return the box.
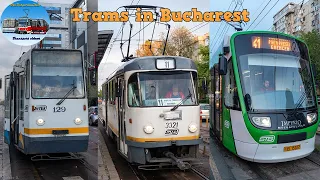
[53,106,66,113]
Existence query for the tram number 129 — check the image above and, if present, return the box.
[53,106,66,113]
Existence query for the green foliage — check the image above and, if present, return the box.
[300,30,320,84]
[98,89,102,98]
[195,45,210,100]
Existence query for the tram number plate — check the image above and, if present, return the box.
[283,144,301,152]
[52,130,69,135]
[165,122,179,135]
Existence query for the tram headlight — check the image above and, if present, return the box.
[143,125,154,134]
[252,117,271,128]
[74,118,82,125]
[36,119,45,126]
[307,113,317,124]
[188,123,198,133]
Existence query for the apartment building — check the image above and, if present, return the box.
[273,0,320,36]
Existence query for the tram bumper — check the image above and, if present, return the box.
[126,137,203,164]
[235,136,315,163]
[23,135,89,154]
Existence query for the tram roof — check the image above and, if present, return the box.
[105,56,197,81]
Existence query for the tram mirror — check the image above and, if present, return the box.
[311,64,316,77]
[0,78,2,89]
[219,56,227,75]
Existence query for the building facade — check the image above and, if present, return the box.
[273,0,320,36]
[33,2,71,49]
[70,0,99,106]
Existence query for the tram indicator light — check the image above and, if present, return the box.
[251,36,292,52]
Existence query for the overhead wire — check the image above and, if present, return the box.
[245,0,272,30]
[209,0,235,53]
[252,0,280,30]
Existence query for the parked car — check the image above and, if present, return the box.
[88,106,98,126]
[200,103,210,121]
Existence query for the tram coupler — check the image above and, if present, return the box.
[163,151,191,170]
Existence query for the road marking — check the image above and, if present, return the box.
[62,176,84,180]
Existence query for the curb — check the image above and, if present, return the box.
[98,131,120,180]
[2,126,12,180]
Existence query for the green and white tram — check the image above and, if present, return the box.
[3,49,89,155]
[209,31,319,163]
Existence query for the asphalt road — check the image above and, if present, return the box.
[9,125,98,180]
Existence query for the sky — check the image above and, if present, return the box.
[97,0,210,88]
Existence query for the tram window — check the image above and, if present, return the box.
[25,60,30,99]
[128,74,140,107]
[19,75,24,120]
[224,61,240,109]
[4,78,10,119]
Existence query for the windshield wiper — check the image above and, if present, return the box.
[289,81,314,116]
[56,81,77,105]
[170,89,192,111]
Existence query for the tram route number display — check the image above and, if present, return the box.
[53,106,66,113]
[165,122,179,135]
[251,36,293,52]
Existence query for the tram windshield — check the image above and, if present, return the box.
[235,34,316,112]
[128,71,197,107]
[31,50,85,99]
[18,19,27,27]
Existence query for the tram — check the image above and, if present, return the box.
[3,49,89,155]
[17,17,31,34]
[208,31,319,163]
[99,56,202,170]
[2,18,18,33]
[30,19,49,34]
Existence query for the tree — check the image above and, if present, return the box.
[195,45,210,103]
[98,89,102,98]
[300,30,320,84]
[157,26,196,58]
[135,40,162,57]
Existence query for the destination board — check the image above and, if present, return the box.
[251,36,293,51]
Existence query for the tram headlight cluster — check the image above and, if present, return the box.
[188,123,198,133]
[74,118,82,125]
[252,117,271,128]
[307,113,317,124]
[143,125,154,134]
[36,119,45,126]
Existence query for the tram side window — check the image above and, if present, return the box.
[19,75,24,120]
[128,74,140,107]
[224,61,240,109]
[4,78,10,119]
[25,60,30,99]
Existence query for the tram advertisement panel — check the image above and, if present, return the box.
[233,33,317,131]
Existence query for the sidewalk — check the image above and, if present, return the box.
[98,130,120,180]
[0,106,12,180]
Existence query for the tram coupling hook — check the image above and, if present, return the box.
[163,151,190,170]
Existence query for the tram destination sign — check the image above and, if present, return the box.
[251,36,294,52]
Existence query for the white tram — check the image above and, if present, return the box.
[99,56,202,170]
[3,49,89,154]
